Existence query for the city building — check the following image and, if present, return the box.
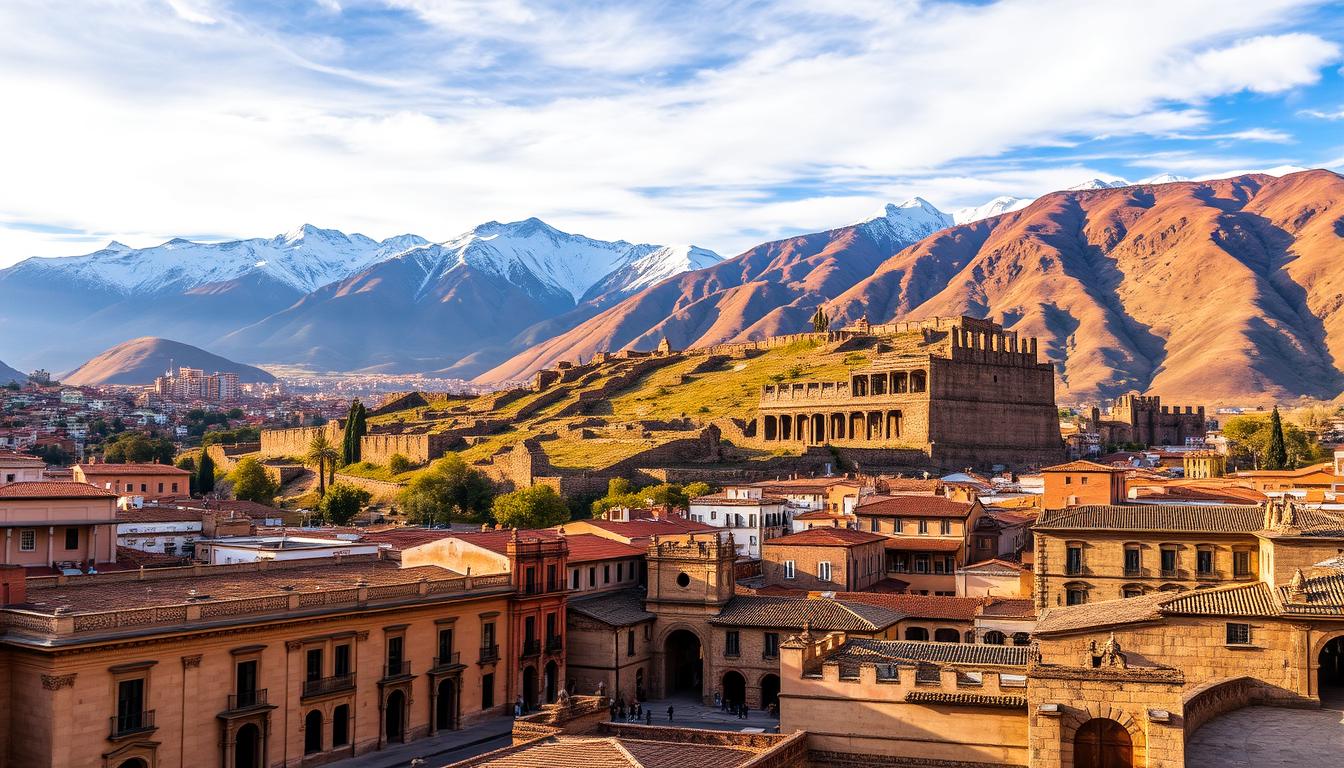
[687,486,789,558]
[1088,393,1206,448]
[0,452,45,486]
[73,463,192,500]
[854,494,987,594]
[759,527,887,592]
[0,481,118,571]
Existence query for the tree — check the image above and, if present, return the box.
[175,455,197,495]
[387,453,414,474]
[342,400,368,466]
[196,449,216,495]
[1223,413,1320,470]
[683,481,713,500]
[305,433,340,497]
[491,485,570,529]
[103,432,175,464]
[1266,407,1288,470]
[230,458,278,505]
[395,455,494,526]
[319,483,371,526]
[810,306,830,332]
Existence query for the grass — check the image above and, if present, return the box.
[336,461,418,483]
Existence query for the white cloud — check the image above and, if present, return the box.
[0,0,1339,263]
[1299,106,1344,119]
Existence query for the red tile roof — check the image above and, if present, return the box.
[834,592,986,621]
[0,481,117,499]
[0,452,44,465]
[561,534,645,563]
[577,518,717,540]
[881,536,963,553]
[117,507,204,524]
[857,495,973,518]
[1040,460,1125,473]
[763,528,886,548]
[77,463,190,476]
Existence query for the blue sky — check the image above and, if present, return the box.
[0,0,1342,265]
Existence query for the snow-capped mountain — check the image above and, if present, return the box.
[952,196,1031,225]
[1068,178,1130,191]
[856,198,955,249]
[6,224,427,296]
[1136,173,1189,185]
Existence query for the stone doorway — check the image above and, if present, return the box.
[234,723,262,768]
[384,689,406,744]
[1073,718,1133,768]
[435,678,457,731]
[721,671,746,707]
[760,674,780,712]
[1320,635,1344,701]
[663,630,703,696]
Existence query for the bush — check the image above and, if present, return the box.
[387,453,415,474]
[230,458,279,505]
[492,485,570,529]
[319,483,372,526]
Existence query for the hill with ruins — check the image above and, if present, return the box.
[257,316,1063,497]
[484,169,1344,405]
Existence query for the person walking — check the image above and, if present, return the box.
[645,710,653,726]
[667,705,675,722]
[739,703,748,720]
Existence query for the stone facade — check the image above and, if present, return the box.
[1089,394,1205,448]
[754,316,1062,470]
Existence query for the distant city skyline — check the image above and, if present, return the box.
[1,0,1343,265]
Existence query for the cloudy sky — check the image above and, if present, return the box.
[1,0,1342,265]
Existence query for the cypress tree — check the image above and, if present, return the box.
[811,306,830,332]
[1266,406,1288,470]
[350,401,367,463]
[197,449,216,495]
[341,399,360,465]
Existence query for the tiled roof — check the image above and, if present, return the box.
[976,598,1036,620]
[708,595,902,632]
[0,481,117,499]
[561,535,645,564]
[960,558,1027,572]
[832,592,985,621]
[1033,504,1264,533]
[1161,582,1278,617]
[1034,591,1171,634]
[1279,571,1344,616]
[792,509,846,520]
[857,495,973,518]
[763,528,886,547]
[0,452,44,465]
[835,637,1029,666]
[568,590,655,627]
[76,463,190,476]
[463,736,760,768]
[881,536,963,552]
[1041,460,1125,473]
[117,507,204,524]
[881,478,943,493]
[576,518,718,540]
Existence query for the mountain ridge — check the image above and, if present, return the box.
[62,337,277,386]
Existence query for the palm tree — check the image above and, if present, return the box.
[305,433,340,497]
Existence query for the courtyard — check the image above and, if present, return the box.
[1185,701,1344,767]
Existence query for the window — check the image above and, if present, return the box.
[304,710,323,754]
[604,565,611,584]
[617,562,623,581]
[524,616,536,646]
[1233,550,1252,577]
[940,519,951,535]
[749,535,757,547]
[386,635,405,675]
[914,554,930,573]
[115,677,147,735]
[571,569,580,590]
[333,644,351,677]
[1065,544,1083,575]
[1123,585,1145,599]
[438,628,455,664]
[1197,547,1214,576]
[125,483,132,492]
[589,568,596,587]
[525,567,537,594]
[1160,546,1178,576]
[783,560,796,579]
[763,632,780,659]
[305,648,324,682]
[1124,545,1140,575]
[547,564,557,591]
[1080,476,1089,485]
[870,518,879,532]
[482,621,497,651]
[818,561,833,581]
[18,529,35,552]
[1066,586,1087,605]
[918,519,929,535]
[235,659,258,707]
[725,631,740,657]
[482,672,495,709]
[3,474,12,483]
[1065,476,1073,485]
[157,483,163,493]
[1226,622,1252,645]
[140,483,147,492]
[983,631,1005,645]
[171,482,179,493]
[332,704,350,747]
[64,527,79,550]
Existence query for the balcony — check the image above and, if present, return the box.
[432,652,462,670]
[478,644,500,664]
[109,710,156,739]
[302,673,355,699]
[521,639,541,657]
[382,661,412,679]
[546,636,563,653]
[226,689,268,712]
[1123,568,1142,578]
[1160,569,1179,579]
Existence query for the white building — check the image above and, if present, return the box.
[117,508,204,556]
[687,487,789,559]
[0,452,46,486]
[194,535,380,565]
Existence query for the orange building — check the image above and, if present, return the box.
[0,481,118,571]
[74,463,192,499]
[1039,460,1126,510]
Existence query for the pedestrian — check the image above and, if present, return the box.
[714,691,722,709]
[645,710,653,726]
[619,703,626,721]
[741,703,749,719]
[667,705,674,722]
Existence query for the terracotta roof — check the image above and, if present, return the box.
[0,452,44,465]
[976,598,1036,620]
[117,507,204,524]
[363,528,558,554]
[792,509,847,520]
[1162,582,1278,617]
[561,535,645,564]
[708,595,902,632]
[690,494,786,506]
[1034,591,1171,634]
[0,481,117,499]
[881,536,963,552]
[763,528,886,547]
[22,560,464,614]
[77,463,190,476]
[832,592,985,621]
[1278,570,1344,616]
[575,518,718,540]
[834,637,1029,666]
[461,736,761,768]
[960,558,1028,573]
[747,477,859,490]
[1034,504,1264,533]
[1041,460,1126,473]
[857,495,973,518]
[881,478,943,492]
[568,590,655,627]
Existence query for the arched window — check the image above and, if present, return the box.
[904,627,929,641]
[332,704,350,747]
[933,628,960,643]
[983,630,1006,645]
[1011,632,1030,646]
[304,710,323,755]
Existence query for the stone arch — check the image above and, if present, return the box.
[759,673,781,711]
[829,413,846,440]
[904,626,929,641]
[1073,718,1133,768]
[1058,703,1147,768]
[810,414,825,444]
[983,630,1006,645]
[933,628,961,643]
[763,415,778,441]
[1310,630,1344,700]
[910,370,927,392]
[303,709,323,755]
[721,670,746,706]
[656,624,706,699]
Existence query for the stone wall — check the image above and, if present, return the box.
[332,471,405,502]
[258,422,343,458]
[359,432,458,465]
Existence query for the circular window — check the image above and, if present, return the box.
[676,572,691,588]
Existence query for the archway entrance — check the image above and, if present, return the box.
[234,723,261,768]
[1074,718,1133,768]
[544,661,559,704]
[722,671,746,707]
[663,630,703,696]
[385,690,406,744]
[522,666,538,710]
[760,674,780,713]
[1322,636,1344,703]
[436,679,457,731]
[304,710,323,755]
[118,761,149,768]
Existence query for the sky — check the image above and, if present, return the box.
[1,0,1343,266]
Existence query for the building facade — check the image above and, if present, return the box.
[1089,393,1205,448]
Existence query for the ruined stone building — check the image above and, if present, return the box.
[755,316,1062,468]
[1088,393,1206,448]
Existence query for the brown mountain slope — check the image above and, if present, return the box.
[482,170,1344,404]
[63,337,276,386]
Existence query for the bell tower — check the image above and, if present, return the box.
[645,532,736,616]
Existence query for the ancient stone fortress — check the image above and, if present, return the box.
[1088,393,1206,448]
[755,316,1063,468]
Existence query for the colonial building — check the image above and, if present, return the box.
[0,481,118,572]
[687,487,789,558]
[855,494,987,594]
[73,463,192,500]
[754,316,1063,468]
[759,527,887,592]
[0,452,46,486]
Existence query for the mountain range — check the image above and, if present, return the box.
[62,337,276,386]
[0,360,24,385]
[484,169,1344,405]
